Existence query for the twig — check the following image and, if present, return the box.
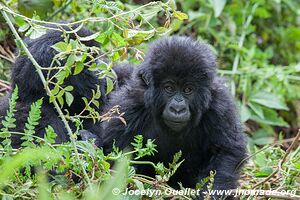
[0,53,14,63]
[235,144,274,171]
[252,168,279,188]
[280,129,300,168]
[0,79,11,90]
[0,45,15,63]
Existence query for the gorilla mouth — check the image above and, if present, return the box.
[164,119,188,131]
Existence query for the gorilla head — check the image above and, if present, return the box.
[138,36,217,133]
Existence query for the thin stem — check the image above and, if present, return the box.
[0,54,14,63]
[129,160,156,168]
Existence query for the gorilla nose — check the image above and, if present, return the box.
[170,104,187,115]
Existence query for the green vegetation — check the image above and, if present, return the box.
[0,0,299,199]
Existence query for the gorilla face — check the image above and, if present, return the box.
[139,36,217,134]
[161,79,193,132]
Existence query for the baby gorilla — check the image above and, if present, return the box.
[103,36,247,199]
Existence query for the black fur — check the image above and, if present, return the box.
[103,36,247,199]
[113,63,134,88]
[0,26,106,147]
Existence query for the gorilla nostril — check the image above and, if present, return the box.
[170,106,177,113]
[178,107,187,114]
[170,105,187,115]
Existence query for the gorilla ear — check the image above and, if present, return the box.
[138,70,151,86]
[142,73,150,86]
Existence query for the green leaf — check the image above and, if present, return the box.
[210,0,227,18]
[21,99,43,148]
[57,96,64,107]
[240,104,251,122]
[56,70,67,84]
[52,42,68,53]
[252,137,274,145]
[64,86,74,92]
[57,90,65,98]
[250,108,289,127]
[124,29,155,40]
[111,32,126,47]
[255,167,273,177]
[15,16,27,27]
[173,11,188,20]
[65,92,74,107]
[74,62,85,75]
[248,102,264,119]
[65,55,76,68]
[44,126,57,144]
[106,77,114,95]
[111,51,120,61]
[250,91,289,110]
[28,26,47,39]
[18,24,30,33]
[1,85,19,155]
[50,85,60,96]
[95,27,114,43]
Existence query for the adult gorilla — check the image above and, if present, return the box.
[0,26,133,147]
[103,36,247,198]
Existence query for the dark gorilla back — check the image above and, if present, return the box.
[0,26,106,147]
[103,36,247,199]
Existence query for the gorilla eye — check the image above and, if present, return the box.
[164,84,175,93]
[183,86,194,94]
